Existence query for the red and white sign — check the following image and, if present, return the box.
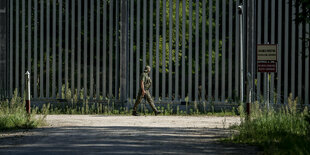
[257,63,277,72]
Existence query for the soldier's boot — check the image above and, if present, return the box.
[155,111,162,116]
[132,111,140,116]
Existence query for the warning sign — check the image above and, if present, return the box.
[257,44,277,73]
[257,63,277,72]
[257,44,277,61]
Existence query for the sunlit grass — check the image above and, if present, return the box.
[224,94,310,154]
[0,90,46,131]
[33,101,238,116]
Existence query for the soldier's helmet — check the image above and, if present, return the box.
[144,66,151,73]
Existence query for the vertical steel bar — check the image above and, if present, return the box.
[58,0,63,98]
[155,0,160,101]
[71,0,76,97]
[208,0,212,102]
[168,0,173,100]
[96,0,100,99]
[297,5,302,102]
[136,0,141,97]
[10,0,13,96]
[175,0,180,101]
[22,0,25,97]
[83,0,88,99]
[77,0,82,99]
[52,0,56,98]
[148,0,153,96]
[239,5,244,103]
[65,0,69,98]
[201,0,206,101]
[34,0,38,98]
[90,0,94,99]
[120,0,129,103]
[221,0,226,102]
[46,0,50,98]
[228,0,232,98]
[284,0,289,104]
[40,0,44,98]
[235,0,240,98]
[143,0,147,73]
[188,0,193,102]
[270,0,275,104]
[194,0,199,101]
[15,0,19,94]
[291,0,296,99]
[305,23,309,105]
[130,0,134,100]
[215,0,219,103]
[257,0,262,102]
[27,0,31,83]
[162,0,167,100]
[102,0,107,98]
[277,0,282,104]
[264,0,268,104]
[250,0,256,104]
[115,0,119,99]
[181,0,186,100]
[109,0,113,98]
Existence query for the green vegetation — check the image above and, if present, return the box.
[0,91,46,131]
[225,94,310,154]
[34,100,237,116]
[33,86,238,116]
[296,0,310,24]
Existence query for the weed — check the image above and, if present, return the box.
[225,94,310,154]
[0,90,46,131]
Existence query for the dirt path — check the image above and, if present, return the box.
[0,115,260,154]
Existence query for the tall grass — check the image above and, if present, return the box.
[226,94,310,154]
[0,90,45,131]
[33,84,237,116]
[34,101,237,116]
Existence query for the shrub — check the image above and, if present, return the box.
[227,94,310,154]
[0,90,45,131]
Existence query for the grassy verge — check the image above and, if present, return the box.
[32,101,238,116]
[0,91,46,131]
[224,95,310,154]
[31,85,238,116]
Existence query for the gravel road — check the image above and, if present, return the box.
[0,115,260,155]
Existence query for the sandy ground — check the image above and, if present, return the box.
[0,115,260,155]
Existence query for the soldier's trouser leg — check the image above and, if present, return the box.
[144,91,158,112]
[133,92,143,112]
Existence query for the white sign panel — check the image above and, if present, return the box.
[257,44,277,61]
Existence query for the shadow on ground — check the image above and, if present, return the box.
[0,126,260,155]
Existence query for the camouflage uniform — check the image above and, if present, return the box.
[133,68,159,114]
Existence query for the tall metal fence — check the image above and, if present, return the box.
[2,0,309,105]
[0,0,9,99]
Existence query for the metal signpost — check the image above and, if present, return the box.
[257,44,278,108]
[238,5,244,103]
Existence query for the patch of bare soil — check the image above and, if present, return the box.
[0,115,260,154]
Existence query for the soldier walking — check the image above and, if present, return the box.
[132,66,161,116]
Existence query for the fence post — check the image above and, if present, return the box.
[120,0,128,107]
[25,71,31,114]
[238,5,244,103]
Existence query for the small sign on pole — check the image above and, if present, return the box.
[257,44,277,73]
